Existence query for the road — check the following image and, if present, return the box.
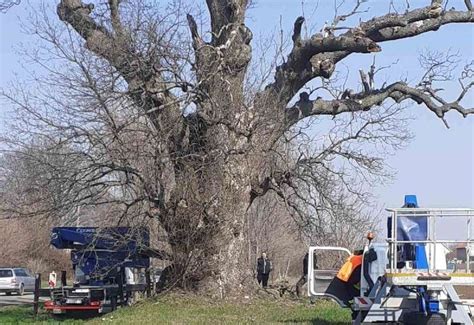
[0,292,47,308]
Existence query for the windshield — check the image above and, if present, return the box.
[0,269,13,277]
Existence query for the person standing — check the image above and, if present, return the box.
[256,252,272,288]
[295,252,309,297]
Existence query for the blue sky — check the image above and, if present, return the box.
[0,0,473,211]
[246,0,474,209]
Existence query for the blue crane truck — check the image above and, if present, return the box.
[42,227,152,315]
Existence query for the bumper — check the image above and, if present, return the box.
[0,284,20,292]
[44,302,102,314]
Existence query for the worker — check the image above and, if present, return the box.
[256,252,272,288]
[337,250,363,300]
[326,249,363,305]
[295,252,310,297]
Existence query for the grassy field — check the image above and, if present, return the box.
[0,304,80,324]
[0,295,351,324]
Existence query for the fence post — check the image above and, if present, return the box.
[61,270,67,287]
[145,269,151,298]
[118,267,124,305]
[33,273,41,315]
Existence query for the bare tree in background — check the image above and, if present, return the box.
[1,0,473,296]
[0,217,70,274]
[0,142,91,221]
[0,0,20,13]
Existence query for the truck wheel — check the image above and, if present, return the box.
[403,312,446,325]
[426,314,447,325]
[426,313,446,325]
[17,284,24,296]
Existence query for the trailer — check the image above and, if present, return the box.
[308,195,474,324]
[41,227,151,316]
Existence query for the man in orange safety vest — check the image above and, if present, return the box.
[326,250,363,305]
[337,251,363,298]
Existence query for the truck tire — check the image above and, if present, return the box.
[403,312,446,325]
[426,313,446,325]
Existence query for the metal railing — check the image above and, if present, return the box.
[386,208,474,273]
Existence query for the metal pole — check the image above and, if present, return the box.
[394,210,398,272]
[390,210,395,272]
[389,212,393,272]
[433,211,437,271]
[33,273,41,315]
[468,212,471,273]
[429,210,432,269]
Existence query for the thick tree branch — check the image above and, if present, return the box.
[186,14,203,50]
[265,3,474,105]
[286,82,474,127]
[108,0,124,38]
[359,69,370,93]
[189,0,253,113]
[250,171,292,207]
[292,16,305,46]
[205,0,249,45]
[465,0,473,11]
[57,1,124,74]
[366,10,474,42]
[57,0,180,130]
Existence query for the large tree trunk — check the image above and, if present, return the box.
[164,0,258,295]
[201,197,250,296]
[162,153,256,296]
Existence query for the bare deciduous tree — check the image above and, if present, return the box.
[0,0,20,13]
[1,0,473,296]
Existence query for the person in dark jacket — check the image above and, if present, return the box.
[256,252,272,288]
[295,252,309,297]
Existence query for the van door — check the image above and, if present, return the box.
[307,246,351,307]
[14,269,32,291]
[13,269,24,291]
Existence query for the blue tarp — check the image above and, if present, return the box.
[387,195,429,268]
[396,215,428,241]
[387,195,428,241]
